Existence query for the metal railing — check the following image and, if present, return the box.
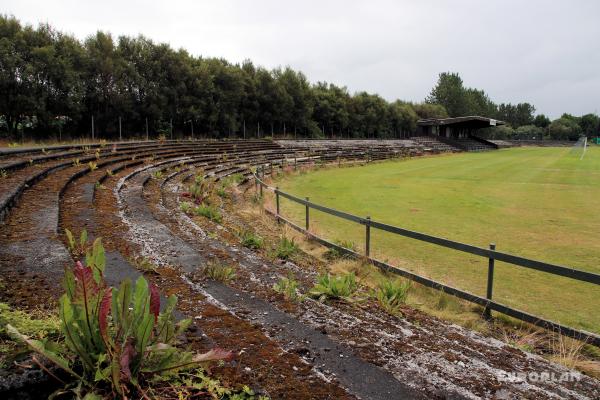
[253,166,600,347]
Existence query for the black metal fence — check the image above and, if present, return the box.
[253,167,600,347]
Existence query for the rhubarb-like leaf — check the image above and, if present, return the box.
[120,341,136,380]
[6,324,81,379]
[99,287,112,343]
[192,348,235,363]
[149,283,160,322]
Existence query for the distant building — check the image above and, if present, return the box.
[416,116,504,139]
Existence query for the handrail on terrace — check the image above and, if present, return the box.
[251,165,600,347]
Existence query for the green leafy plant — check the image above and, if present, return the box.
[200,261,236,282]
[323,240,357,260]
[152,170,163,179]
[179,201,193,214]
[65,228,89,258]
[0,169,8,179]
[105,169,114,177]
[309,272,358,301]
[239,230,263,250]
[216,185,228,198]
[7,239,233,398]
[194,204,222,223]
[88,161,97,171]
[373,279,411,315]
[273,236,299,260]
[273,275,302,302]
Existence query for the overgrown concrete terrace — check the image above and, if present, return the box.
[0,139,598,399]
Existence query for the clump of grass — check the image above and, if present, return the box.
[240,230,264,249]
[88,161,97,171]
[152,170,163,179]
[105,169,114,177]
[273,236,299,260]
[72,158,81,167]
[131,255,158,273]
[94,181,106,190]
[180,201,193,214]
[323,240,357,260]
[309,272,358,301]
[201,261,236,282]
[0,303,60,368]
[373,279,410,315]
[216,185,228,198]
[273,274,302,302]
[194,204,222,223]
[0,169,8,179]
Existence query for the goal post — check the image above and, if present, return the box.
[571,136,588,160]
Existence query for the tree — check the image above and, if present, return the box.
[426,72,469,117]
[412,103,448,119]
[548,117,582,140]
[579,113,600,138]
[533,114,551,128]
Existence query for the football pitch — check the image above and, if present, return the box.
[277,146,600,333]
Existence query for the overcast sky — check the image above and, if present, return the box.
[2,0,599,118]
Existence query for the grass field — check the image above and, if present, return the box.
[276,146,600,334]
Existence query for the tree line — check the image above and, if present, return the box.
[427,72,600,141]
[1,15,598,142]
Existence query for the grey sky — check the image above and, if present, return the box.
[2,0,599,118]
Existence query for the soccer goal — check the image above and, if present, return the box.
[571,136,588,160]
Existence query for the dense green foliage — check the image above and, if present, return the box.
[0,15,431,141]
[2,15,597,141]
[427,72,600,140]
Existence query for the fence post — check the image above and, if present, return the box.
[305,197,310,231]
[365,216,371,257]
[276,187,280,222]
[259,168,263,198]
[484,243,496,319]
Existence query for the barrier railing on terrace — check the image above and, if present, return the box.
[252,165,600,347]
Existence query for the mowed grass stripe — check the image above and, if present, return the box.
[278,147,600,333]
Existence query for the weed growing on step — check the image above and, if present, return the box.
[0,303,60,368]
[309,272,358,301]
[239,229,264,249]
[88,161,97,171]
[179,201,193,214]
[152,170,163,179]
[73,158,81,167]
[7,239,234,399]
[105,169,114,177]
[373,279,411,316]
[0,169,7,179]
[201,260,236,282]
[323,240,357,260]
[273,236,299,260]
[94,181,106,190]
[273,275,302,302]
[131,255,158,273]
[65,228,89,258]
[194,203,223,223]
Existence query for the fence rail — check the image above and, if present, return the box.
[253,166,600,347]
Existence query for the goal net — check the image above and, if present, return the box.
[571,136,588,160]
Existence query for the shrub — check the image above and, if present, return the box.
[200,261,236,282]
[7,239,233,398]
[239,230,264,249]
[373,279,410,315]
[274,236,299,260]
[194,204,223,223]
[273,275,302,302]
[323,240,357,260]
[309,272,357,301]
